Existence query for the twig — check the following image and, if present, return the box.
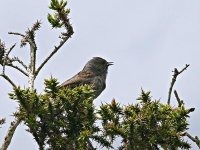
[174,90,183,107]
[0,74,17,88]
[7,43,16,55]
[11,57,28,70]
[174,90,195,113]
[35,40,67,76]
[180,132,200,149]
[0,117,22,150]
[7,64,28,76]
[19,21,41,89]
[87,139,96,150]
[8,32,24,37]
[35,11,74,77]
[0,42,28,76]
[167,64,190,104]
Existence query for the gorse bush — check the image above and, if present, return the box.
[0,0,199,149]
[8,78,110,149]
[8,78,192,149]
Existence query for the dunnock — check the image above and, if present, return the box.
[61,57,113,98]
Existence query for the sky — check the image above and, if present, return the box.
[0,0,200,149]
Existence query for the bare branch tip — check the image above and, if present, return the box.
[8,32,24,37]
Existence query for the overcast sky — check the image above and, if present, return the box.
[1,0,200,149]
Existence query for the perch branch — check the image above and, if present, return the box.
[167,64,190,104]
[0,117,22,150]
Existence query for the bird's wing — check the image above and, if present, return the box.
[60,70,95,88]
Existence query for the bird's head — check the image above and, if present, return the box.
[83,57,113,75]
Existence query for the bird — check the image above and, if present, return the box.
[61,57,113,98]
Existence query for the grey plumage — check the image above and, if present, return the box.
[61,57,113,98]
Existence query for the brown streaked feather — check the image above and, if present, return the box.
[61,70,96,88]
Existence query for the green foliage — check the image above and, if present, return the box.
[9,78,111,150]
[9,78,192,149]
[48,0,70,28]
[98,92,191,150]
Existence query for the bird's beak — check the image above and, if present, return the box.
[108,62,114,66]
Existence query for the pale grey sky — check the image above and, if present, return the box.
[1,0,200,149]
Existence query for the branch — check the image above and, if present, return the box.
[87,139,96,150]
[35,9,74,77]
[0,41,28,76]
[174,90,183,107]
[17,21,41,89]
[8,32,24,37]
[167,64,190,104]
[21,21,40,70]
[28,21,41,76]
[1,117,22,150]
[180,132,200,149]
[2,50,7,74]
[7,64,28,76]
[0,74,17,88]
[35,40,67,76]
[10,57,28,70]
[7,43,16,56]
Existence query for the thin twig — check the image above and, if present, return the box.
[35,39,67,76]
[0,74,17,88]
[35,10,74,77]
[0,117,22,150]
[7,64,28,76]
[7,43,16,55]
[87,139,96,150]
[0,42,28,76]
[8,32,24,37]
[11,57,28,70]
[174,90,195,113]
[174,90,183,107]
[167,64,190,104]
[180,132,200,149]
